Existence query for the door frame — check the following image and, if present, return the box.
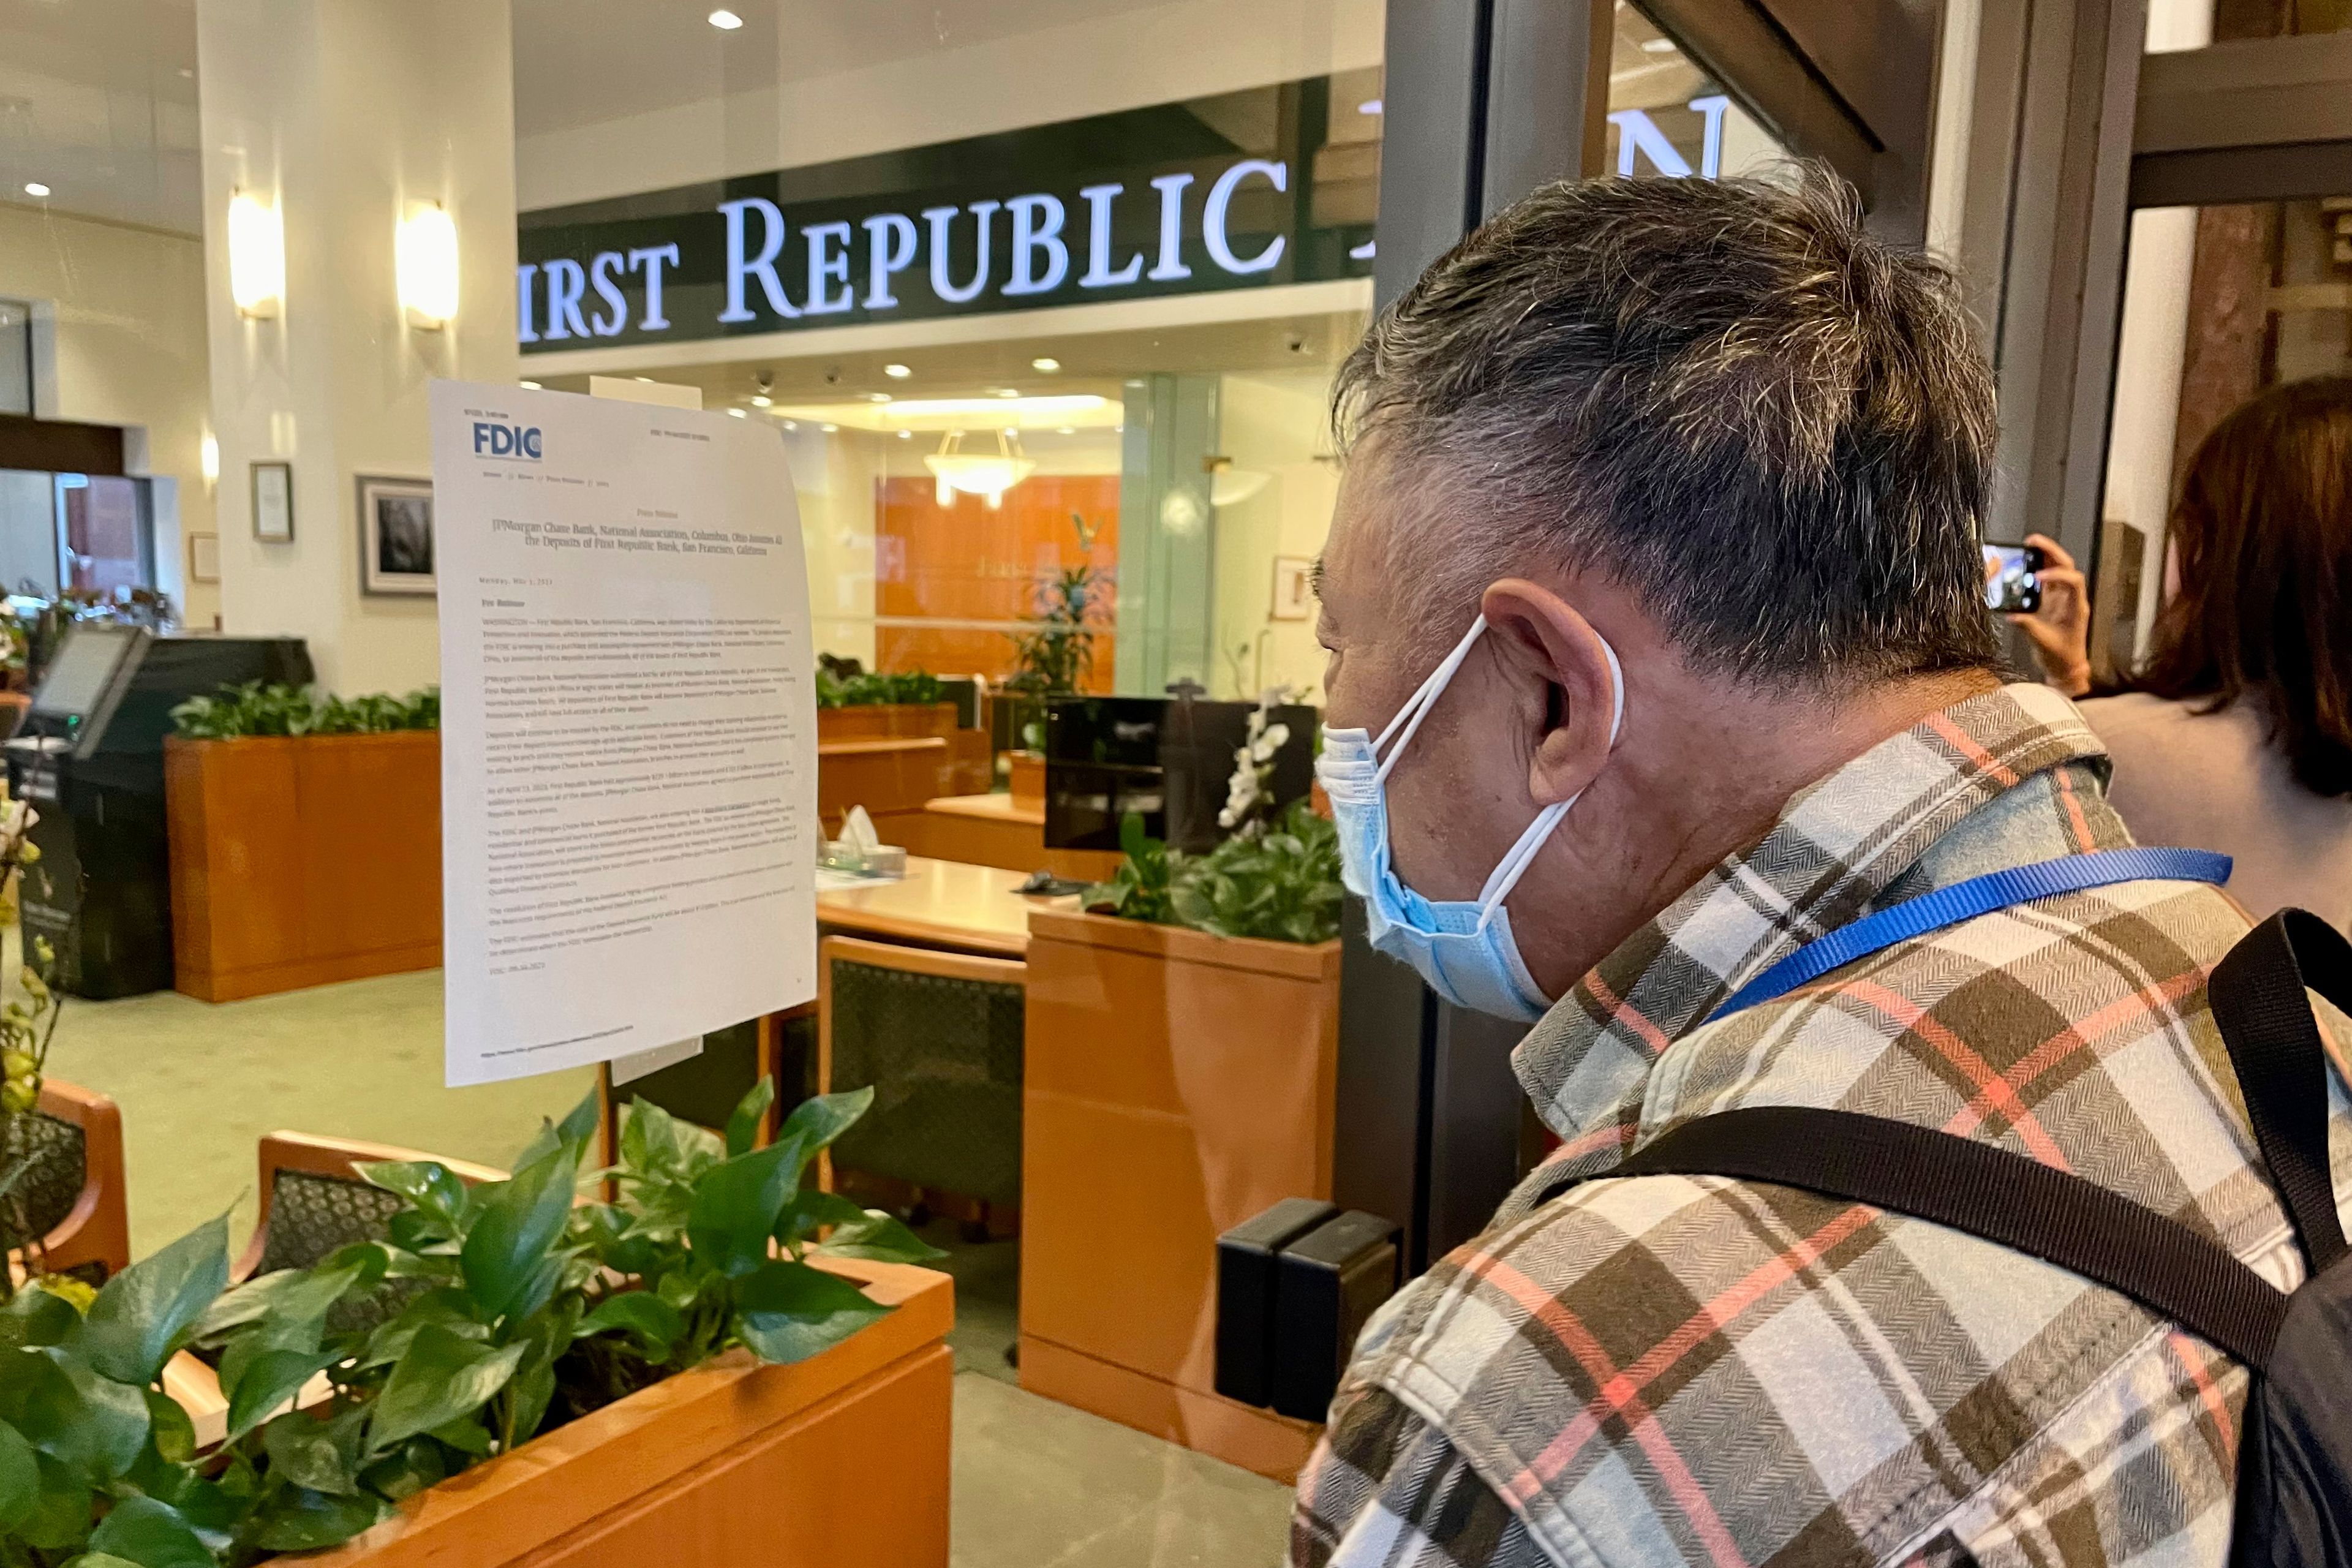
[1348,0,1958,1272]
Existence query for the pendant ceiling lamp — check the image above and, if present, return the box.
[925,428,1035,509]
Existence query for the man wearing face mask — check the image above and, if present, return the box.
[1292,172,2304,1568]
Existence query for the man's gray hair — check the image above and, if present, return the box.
[1334,168,2002,685]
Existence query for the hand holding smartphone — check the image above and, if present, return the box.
[1983,544,2045,614]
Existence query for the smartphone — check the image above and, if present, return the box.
[1983,544,2045,614]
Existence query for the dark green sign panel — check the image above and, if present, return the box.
[517,77,1376,354]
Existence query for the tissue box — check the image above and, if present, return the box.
[820,841,908,878]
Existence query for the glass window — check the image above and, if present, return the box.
[0,300,30,417]
[1607,6,1789,180]
[2102,192,2352,662]
[2147,0,2352,52]
[0,6,1388,1551]
[518,21,1381,707]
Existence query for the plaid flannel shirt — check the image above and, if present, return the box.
[1292,683,2352,1568]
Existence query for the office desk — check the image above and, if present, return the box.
[816,854,1078,959]
[601,857,1079,1162]
[892,793,1126,884]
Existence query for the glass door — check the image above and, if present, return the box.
[56,474,151,596]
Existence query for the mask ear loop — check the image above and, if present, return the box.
[1471,637,1627,929]
[1373,618,1490,783]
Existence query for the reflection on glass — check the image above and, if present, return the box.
[1607,7,1788,180]
[519,47,1382,705]
[0,301,29,418]
[2105,193,2352,661]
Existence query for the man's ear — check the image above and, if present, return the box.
[1479,578,1621,807]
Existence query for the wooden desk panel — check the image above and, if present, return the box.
[815,855,1076,958]
[894,794,1123,883]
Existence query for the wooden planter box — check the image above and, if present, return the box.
[165,732,441,1001]
[296,1258,952,1568]
[815,702,960,742]
[1018,908,1340,1483]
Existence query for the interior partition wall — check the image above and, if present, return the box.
[1340,0,1959,1274]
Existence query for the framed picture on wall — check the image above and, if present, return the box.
[357,475,435,596]
[1270,554,1313,621]
[187,532,220,584]
[251,461,293,542]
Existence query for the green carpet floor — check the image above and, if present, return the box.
[40,967,592,1258]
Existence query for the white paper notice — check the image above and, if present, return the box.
[431,382,816,1086]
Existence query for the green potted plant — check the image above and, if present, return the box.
[0,1083,952,1567]
[163,685,442,1003]
[997,513,1110,756]
[1019,691,1341,1485]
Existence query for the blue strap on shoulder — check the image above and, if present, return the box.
[1706,847,2233,1023]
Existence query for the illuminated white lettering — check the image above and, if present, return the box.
[629,243,679,330]
[717,197,801,322]
[924,200,1000,304]
[805,221,854,313]
[1608,109,1691,177]
[515,263,540,344]
[1689,96,1730,179]
[1003,194,1069,296]
[543,258,590,340]
[1202,159,1287,275]
[862,213,918,308]
[1148,173,1193,281]
[587,251,629,336]
[1077,184,1143,289]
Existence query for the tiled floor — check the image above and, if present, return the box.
[44,965,1294,1564]
[953,1373,1292,1568]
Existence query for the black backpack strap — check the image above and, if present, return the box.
[2206,910,2351,1275]
[1532,1104,2290,1367]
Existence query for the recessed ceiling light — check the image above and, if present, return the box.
[728,408,747,418]
[783,420,798,430]
[1031,356,1060,373]
[994,388,1020,399]
[897,429,913,439]
[1002,428,1019,439]
[21,183,48,198]
[634,375,653,383]
[750,394,772,407]
[883,363,911,379]
[1357,98,1382,115]
[820,423,839,433]
[1639,36,1676,52]
[708,9,744,28]
[1056,426,1076,435]
[519,380,542,390]
[866,392,892,403]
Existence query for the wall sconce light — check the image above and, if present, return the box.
[397,202,459,330]
[200,433,220,492]
[227,191,284,318]
[1204,454,1271,507]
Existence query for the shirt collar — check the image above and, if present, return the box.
[1512,682,2111,1145]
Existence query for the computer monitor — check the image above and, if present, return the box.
[30,624,143,750]
[1044,696,1319,854]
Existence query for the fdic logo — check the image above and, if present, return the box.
[472,422,543,461]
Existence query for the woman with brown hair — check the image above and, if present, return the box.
[2016,374,2352,927]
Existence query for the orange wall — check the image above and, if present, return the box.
[875,475,1120,689]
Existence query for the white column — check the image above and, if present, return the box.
[196,0,516,693]
[2101,0,2216,657]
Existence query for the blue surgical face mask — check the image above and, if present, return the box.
[1314,617,1624,1021]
